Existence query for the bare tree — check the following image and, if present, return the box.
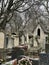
[0,0,49,30]
[0,0,32,29]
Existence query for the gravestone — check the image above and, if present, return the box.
[29,58,39,65]
[47,53,49,64]
[39,53,49,65]
[11,47,24,60]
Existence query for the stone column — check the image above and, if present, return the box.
[26,33,30,49]
[0,32,4,48]
[27,33,29,44]
[14,36,19,46]
[21,35,25,44]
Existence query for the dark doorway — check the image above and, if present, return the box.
[37,28,40,37]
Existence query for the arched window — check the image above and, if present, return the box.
[37,28,40,37]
